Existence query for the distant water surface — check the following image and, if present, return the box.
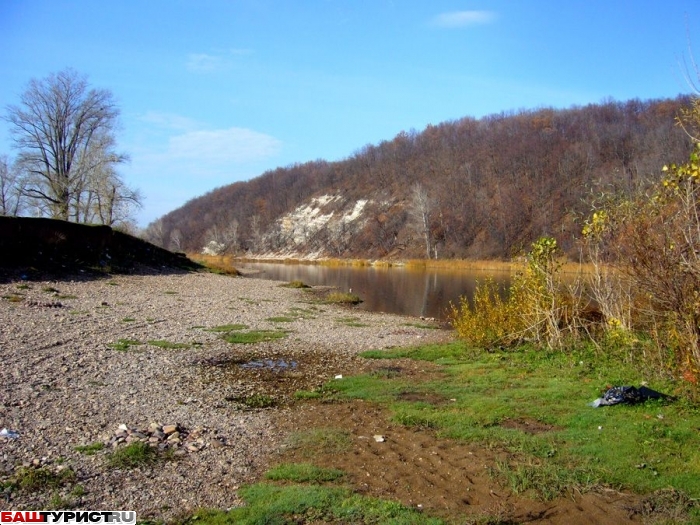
[238,262,511,320]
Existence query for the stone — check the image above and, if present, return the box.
[162,424,178,435]
[373,435,386,443]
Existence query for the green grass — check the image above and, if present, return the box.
[266,316,296,323]
[265,463,345,483]
[74,442,105,455]
[108,338,143,351]
[336,316,369,327]
[228,393,277,409]
[222,329,288,344]
[323,341,700,505]
[106,442,159,469]
[190,483,444,525]
[402,322,440,330]
[204,323,248,332]
[324,291,362,305]
[280,280,311,288]
[8,466,76,493]
[147,339,190,349]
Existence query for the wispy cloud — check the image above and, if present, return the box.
[431,10,496,28]
[186,49,253,73]
[186,53,225,73]
[138,111,200,131]
[167,128,282,164]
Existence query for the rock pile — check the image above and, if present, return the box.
[105,423,220,454]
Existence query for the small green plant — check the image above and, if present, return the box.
[121,317,136,323]
[108,339,143,351]
[222,329,288,344]
[10,466,76,492]
[284,428,352,457]
[266,316,296,323]
[294,389,323,400]
[74,442,105,455]
[2,294,24,303]
[147,339,190,349]
[281,280,311,289]
[106,442,158,469]
[42,286,60,293]
[16,284,30,290]
[164,290,178,295]
[325,291,362,305]
[230,393,276,409]
[335,316,369,327]
[265,463,345,483]
[204,323,248,332]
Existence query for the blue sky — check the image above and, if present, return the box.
[2,1,699,227]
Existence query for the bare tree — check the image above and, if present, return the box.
[409,182,433,259]
[4,68,138,223]
[0,154,26,216]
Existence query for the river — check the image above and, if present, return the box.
[237,261,511,320]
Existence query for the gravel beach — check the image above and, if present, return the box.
[0,271,451,518]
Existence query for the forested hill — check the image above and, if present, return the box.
[147,96,695,260]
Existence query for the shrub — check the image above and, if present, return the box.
[451,237,582,350]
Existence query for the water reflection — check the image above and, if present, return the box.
[238,262,510,320]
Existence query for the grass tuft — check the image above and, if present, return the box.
[106,442,158,469]
[325,291,362,305]
[222,329,288,344]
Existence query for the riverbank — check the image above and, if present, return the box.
[0,272,450,518]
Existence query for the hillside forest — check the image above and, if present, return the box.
[147,96,695,260]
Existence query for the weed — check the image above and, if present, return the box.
[108,339,143,351]
[222,329,288,344]
[265,463,345,483]
[2,294,23,303]
[228,393,276,409]
[16,283,31,290]
[106,442,158,469]
[336,316,369,327]
[71,484,86,497]
[324,291,362,305]
[402,322,440,330]
[164,290,177,295]
[74,442,105,455]
[10,466,76,492]
[205,323,248,332]
[147,339,190,349]
[281,280,311,288]
[121,317,136,322]
[266,316,296,323]
[294,389,323,400]
[42,286,60,293]
[490,458,599,501]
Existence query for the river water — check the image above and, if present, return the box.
[238,262,511,320]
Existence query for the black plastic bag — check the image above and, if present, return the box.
[590,385,669,407]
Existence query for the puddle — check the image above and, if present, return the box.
[239,359,298,371]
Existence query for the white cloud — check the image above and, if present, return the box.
[186,53,225,73]
[138,111,200,131]
[167,128,282,164]
[186,49,252,73]
[431,11,496,28]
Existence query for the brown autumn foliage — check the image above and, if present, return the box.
[148,96,695,260]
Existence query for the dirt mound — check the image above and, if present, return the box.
[0,217,200,279]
